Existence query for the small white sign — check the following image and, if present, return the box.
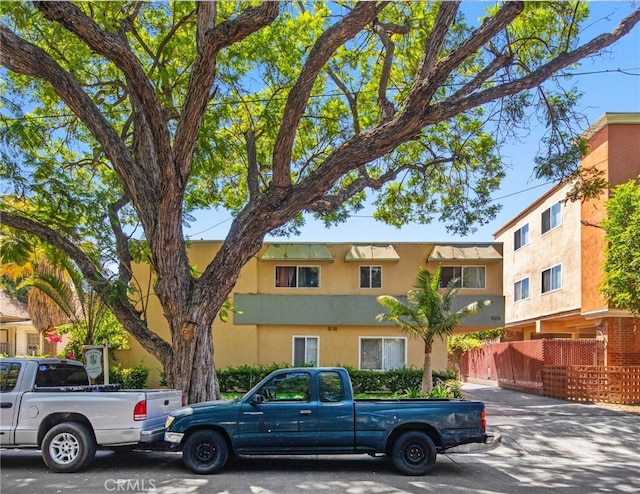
[84,348,103,379]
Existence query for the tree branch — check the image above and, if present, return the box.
[441,6,640,119]
[33,1,173,177]
[245,129,260,199]
[108,196,134,286]
[406,1,524,116]
[0,210,171,361]
[0,25,141,202]
[174,2,280,176]
[372,20,401,122]
[256,5,640,228]
[271,1,387,190]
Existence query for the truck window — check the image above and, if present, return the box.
[35,364,89,387]
[260,371,311,402]
[318,371,344,402]
[0,362,21,392]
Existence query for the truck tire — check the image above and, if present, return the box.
[42,422,97,473]
[182,429,229,474]
[391,431,437,476]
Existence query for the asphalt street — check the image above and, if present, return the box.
[1,382,638,494]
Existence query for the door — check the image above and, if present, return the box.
[0,361,22,445]
[236,370,317,452]
[317,370,355,450]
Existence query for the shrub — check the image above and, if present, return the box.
[107,364,150,389]
[217,364,459,396]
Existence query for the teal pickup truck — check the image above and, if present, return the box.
[165,367,495,475]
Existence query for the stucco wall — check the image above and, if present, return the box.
[125,241,503,387]
[497,182,582,326]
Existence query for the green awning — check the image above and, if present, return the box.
[260,244,334,261]
[428,245,502,261]
[344,244,400,262]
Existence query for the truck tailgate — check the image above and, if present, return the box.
[135,389,183,442]
[144,390,183,420]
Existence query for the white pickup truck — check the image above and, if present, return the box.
[0,358,182,472]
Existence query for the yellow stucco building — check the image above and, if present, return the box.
[119,242,505,387]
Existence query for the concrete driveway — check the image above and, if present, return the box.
[461,382,640,493]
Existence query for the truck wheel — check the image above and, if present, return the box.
[42,422,97,473]
[182,430,228,474]
[391,431,437,476]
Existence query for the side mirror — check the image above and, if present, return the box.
[249,394,264,405]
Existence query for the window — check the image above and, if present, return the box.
[293,336,318,366]
[440,266,486,289]
[258,371,311,402]
[0,329,8,356]
[0,362,21,392]
[514,224,529,250]
[319,371,344,402]
[34,363,89,387]
[27,333,39,356]
[275,266,319,288]
[360,266,382,288]
[542,264,562,293]
[542,201,562,234]
[514,277,530,301]
[360,337,406,370]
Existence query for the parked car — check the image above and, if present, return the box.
[0,358,183,472]
[165,367,495,475]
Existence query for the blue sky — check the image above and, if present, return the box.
[185,1,640,244]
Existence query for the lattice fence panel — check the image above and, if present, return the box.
[566,366,640,405]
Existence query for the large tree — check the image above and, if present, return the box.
[1,2,639,403]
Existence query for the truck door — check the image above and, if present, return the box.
[237,370,317,452]
[0,361,23,445]
[317,370,355,450]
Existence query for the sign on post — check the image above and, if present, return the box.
[83,342,109,384]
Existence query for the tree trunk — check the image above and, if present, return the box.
[421,340,434,395]
[165,319,220,404]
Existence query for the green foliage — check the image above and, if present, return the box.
[601,177,640,315]
[103,364,150,389]
[217,363,289,393]
[0,275,28,303]
[55,312,129,362]
[448,327,506,355]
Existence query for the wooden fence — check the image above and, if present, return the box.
[461,339,640,405]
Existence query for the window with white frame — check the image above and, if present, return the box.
[541,264,562,293]
[360,266,382,288]
[275,266,319,288]
[514,224,529,250]
[542,201,562,234]
[27,333,39,356]
[360,337,406,370]
[514,277,530,301]
[293,336,318,366]
[439,266,486,289]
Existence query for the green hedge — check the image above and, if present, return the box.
[217,364,457,394]
[106,364,150,389]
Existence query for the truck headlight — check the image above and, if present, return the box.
[165,415,175,428]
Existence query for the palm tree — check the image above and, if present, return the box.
[376,266,491,394]
[0,234,127,358]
